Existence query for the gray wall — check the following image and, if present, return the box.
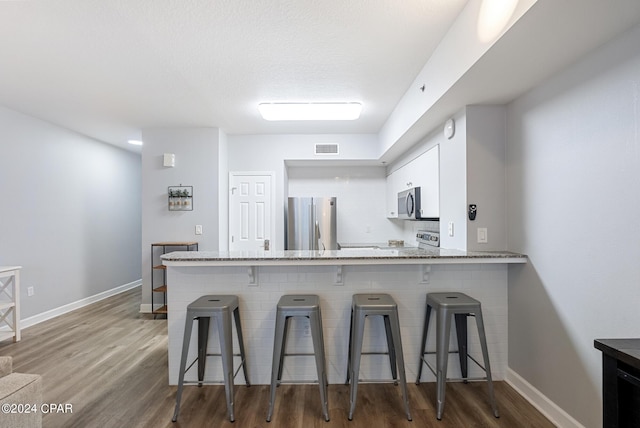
[467,105,507,252]
[506,23,640,427]
[0,106,141,319]
[140,128,220,311]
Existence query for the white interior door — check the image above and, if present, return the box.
[229,173,274,251]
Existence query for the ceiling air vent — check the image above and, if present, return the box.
[315,143,339,155]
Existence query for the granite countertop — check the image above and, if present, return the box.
[161,247,527,266]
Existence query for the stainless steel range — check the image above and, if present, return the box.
[416,230,440,249]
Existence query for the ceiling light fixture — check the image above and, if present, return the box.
[128,139,143,146]
[258,102,362,121]
[477,0,518,43]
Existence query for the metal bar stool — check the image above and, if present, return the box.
[416,292,499,420]
[345,293,412,421]
[266,294,329,422]
[172,295,250,423]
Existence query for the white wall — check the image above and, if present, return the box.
[390,106,507,252]
[287,166,400,244]
[437,110,468,250]
[506,23,640,427]
[227,134,379,250]
[218,130,229,250]
[140,128,220,311]
[378,0,537,158]
[391,110,468,249]
[0,106,141,319]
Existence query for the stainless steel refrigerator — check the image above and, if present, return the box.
[286,197,337,250]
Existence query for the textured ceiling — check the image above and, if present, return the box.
[0,0,467,148]
[3,0,640,156]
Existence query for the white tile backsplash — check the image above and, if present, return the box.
[167,263,508,385]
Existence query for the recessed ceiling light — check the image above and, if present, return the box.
[128,139,143,146]
[258,102,362,121]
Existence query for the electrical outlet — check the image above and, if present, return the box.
[27,286,34,297]
[195,225,203,235]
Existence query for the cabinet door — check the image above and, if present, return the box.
[411,145,439,218]
[385,170,399,218]
[385,166,412,218]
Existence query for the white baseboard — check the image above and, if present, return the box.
[506,368,584,428]
[13,279,141,331]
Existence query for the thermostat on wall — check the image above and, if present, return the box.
[444,118,455,139]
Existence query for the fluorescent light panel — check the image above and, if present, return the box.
[258,102,362,121]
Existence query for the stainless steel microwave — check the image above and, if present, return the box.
[398,187,421,220]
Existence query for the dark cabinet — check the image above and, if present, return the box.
[594,339,640,427]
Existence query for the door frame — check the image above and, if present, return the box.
[228,171,277,251]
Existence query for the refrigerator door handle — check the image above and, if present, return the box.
[309,206,315,249]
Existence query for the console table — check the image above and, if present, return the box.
[0,266,21,342]
[594,338,640,427]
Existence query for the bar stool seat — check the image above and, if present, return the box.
[172,295,249,423]
[416,292,499,420]
[346,293,412,421]
[267,294,329,422]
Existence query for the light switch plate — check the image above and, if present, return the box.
[477,227,488,243]
[195,225,203,235]
[448,221,454,237]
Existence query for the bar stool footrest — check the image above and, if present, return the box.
[184,356,248,381]
[351,379,403,384]
[419,351,489,376]
[276,379,324,385]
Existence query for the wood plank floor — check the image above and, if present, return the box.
[0,288,555,428]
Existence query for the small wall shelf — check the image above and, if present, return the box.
[168,186,193,211]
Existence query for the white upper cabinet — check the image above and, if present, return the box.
[385,166,407,218]
[412,145,439,218]
[386,145,440,219]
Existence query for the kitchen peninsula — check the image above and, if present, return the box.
[162,248,526,386]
